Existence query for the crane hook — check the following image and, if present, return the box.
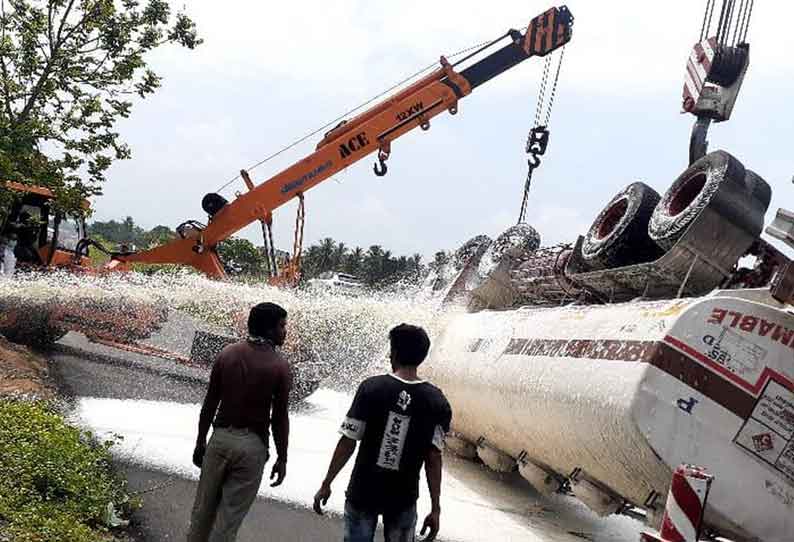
[373,157,388,177]
[373,149,389,177]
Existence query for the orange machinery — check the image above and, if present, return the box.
[108,6,574,285]
[0,181,91,270]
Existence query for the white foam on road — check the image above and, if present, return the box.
[73,389,643,542]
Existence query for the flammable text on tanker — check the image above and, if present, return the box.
[708,307,794,346]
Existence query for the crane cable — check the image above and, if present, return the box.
[517,46,566,225]
[701,0,754,45]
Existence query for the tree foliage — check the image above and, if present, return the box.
[87,215,176,248]
[217,237,266,277]
[301,237,423,286]
[88,216,426,285]
[0,0,200,214]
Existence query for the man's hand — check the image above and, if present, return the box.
[270,459,287,487]
[192,443,206,468]
[420,509,440,541]
[313,483,331,515]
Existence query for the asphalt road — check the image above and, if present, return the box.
[121,466,341,542]
[50,333,347,542]
[49,331,644,542]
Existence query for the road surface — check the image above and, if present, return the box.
[50,331,645,542]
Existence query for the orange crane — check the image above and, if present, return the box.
[105,6,573,284]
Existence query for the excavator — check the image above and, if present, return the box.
[0,181,91,273]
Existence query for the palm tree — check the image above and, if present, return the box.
[363,245,384,285]
[410,253,422,274]
[317,237,336,273]
[396,255,409,274]
[345,247,364,276]
[332,242,347,270]
[301,245,323,278]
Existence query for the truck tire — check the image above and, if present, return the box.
[477,224,540,280]
[744,170,771,211]
[649,150,746,251]
[581,182,663,270]
[482,224,541,268]
[455,235,492,267]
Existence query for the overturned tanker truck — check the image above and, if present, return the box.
[419,4,794,538]
[423,132,792,542]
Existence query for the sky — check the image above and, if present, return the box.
[93,0,794,259]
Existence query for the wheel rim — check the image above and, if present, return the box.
[668,173,707,216]
[596,197,629,240]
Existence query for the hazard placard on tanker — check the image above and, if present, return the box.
[735,379,794,481]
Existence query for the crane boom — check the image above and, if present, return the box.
[110,6,573,278]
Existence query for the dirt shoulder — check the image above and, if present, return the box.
[0,336,55,400]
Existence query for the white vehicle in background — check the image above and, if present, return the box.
[306,272,365,295]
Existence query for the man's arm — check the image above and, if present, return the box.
[193,362,222,467]
[270,363,292,487]
[420,447,443,541]
[314,380,369,514]
[313,435,356,514]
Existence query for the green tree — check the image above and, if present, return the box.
[363,245,385,285]
[317,237,335,273]
[410,253,423,274]
[298,237,422,286]
[345,246,364,276]
[87,216,145,246]
[331,241,347,270]
[143,224,175,247]
[301,243,322,278]
[0,0,200,214]
[217,237,266,277]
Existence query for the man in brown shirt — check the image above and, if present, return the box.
[187,302,292,542]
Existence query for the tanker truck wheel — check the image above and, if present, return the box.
[454,235,492,267]
[580,182,663,270]
[744,169,772,211]
[649,150,746,251]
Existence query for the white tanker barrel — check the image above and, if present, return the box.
[424,293,794,542]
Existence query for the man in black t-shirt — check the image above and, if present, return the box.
[314,324,452,542]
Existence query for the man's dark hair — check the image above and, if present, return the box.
[389,324,431,367]
[248,302,287,337]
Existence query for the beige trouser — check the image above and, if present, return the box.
[187,427,269,542]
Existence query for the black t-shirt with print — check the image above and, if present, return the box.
[340,373,452,512]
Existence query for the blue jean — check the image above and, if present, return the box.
[344,500,417,542]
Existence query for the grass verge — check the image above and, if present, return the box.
[0,399,137,542]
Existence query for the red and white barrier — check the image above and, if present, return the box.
[641,465,714,542]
